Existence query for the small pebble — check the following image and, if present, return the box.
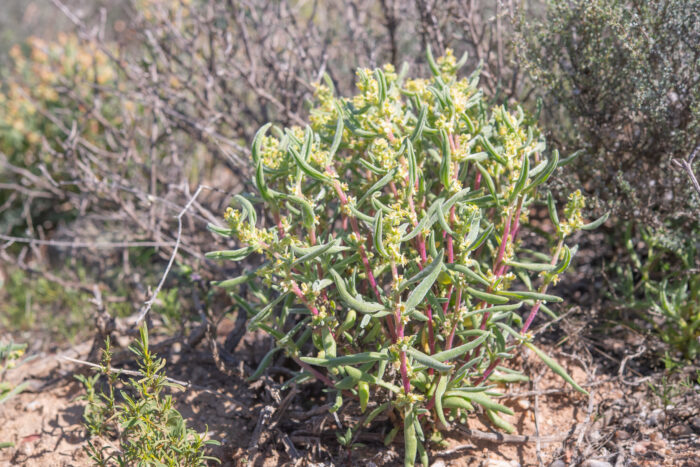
[517,399,530,410]
[431,460,446,467]
[24,400,42,412]
[690,416,700,432]
[669,424,692,436]
[549,461,566,467]
[614,430,630,441]
[647,408,665,426]
[632,441,649,456]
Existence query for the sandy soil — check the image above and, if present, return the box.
[1,321,699,467]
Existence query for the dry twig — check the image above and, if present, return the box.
[672,144,700,199]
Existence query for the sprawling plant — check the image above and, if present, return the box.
[209,50,604,466]
[615,224,700,362]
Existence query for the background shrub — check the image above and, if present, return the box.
[519,0,700,224]
[518,0,700,363]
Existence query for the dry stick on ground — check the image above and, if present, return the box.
[672,144,700,199]
[247,405,275,463]
[531,368,545,467]
[269,386,302,462]
[437,443,478,457]
[455,426,566,444]
[0,234,173,249]
[619,345,651,386]
[134,184,207,326]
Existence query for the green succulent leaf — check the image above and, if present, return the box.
[581,211,609,231]
[404,249,444,313]
[406,348,453,372]
[329,269,387,314]
[403,406,418,467]
[431,332,490,362]
[300,351,388,367]
[525,342,588,395]
[461,391,514,415]
[434,373,450,428]
[246,348,282,382]
[496,290,562,303]
[464,286,510,304]
[205,246,256,261]
[292,238,341,265]
[289,144,333,183]
[212,272,256,289]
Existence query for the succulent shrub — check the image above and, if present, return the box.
[209,49,603,466]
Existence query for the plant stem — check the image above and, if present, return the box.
[332,180,383,301]
[290,281,320,317]
[521,236,565,334]
[476,235,567,384]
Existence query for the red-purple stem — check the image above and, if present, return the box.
[493,210,513,274]
[333,181,382,301]
[295,357,336,387]
[476,236,565,384]
[291,281,320,317]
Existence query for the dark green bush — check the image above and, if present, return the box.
[519,0,700,224]
[518,0,700,363]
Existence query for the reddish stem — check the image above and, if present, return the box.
[273,211,285,239]
[333,181,383,301]
[493,210,513,274]
[393,304,411,393]
[474,358,499,385]
[399,350,411,393]
[510,196,524,241]
[295,357,336,387]
[290,281,320,317]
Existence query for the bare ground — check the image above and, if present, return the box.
[1,320,699,467]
